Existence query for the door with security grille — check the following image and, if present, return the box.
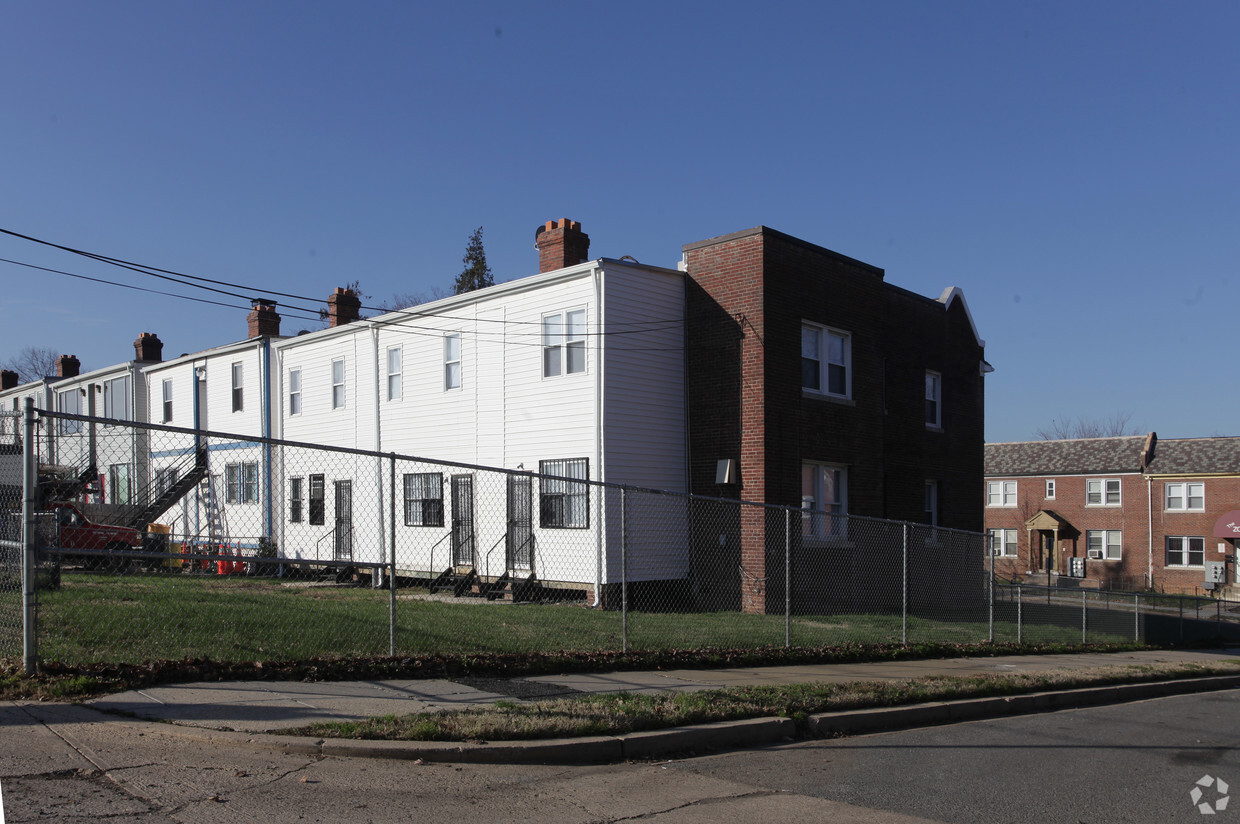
[334,480,353,560]
[451,475,474,566]
[507,475,533,572]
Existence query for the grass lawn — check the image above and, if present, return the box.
[25,571,1133,667]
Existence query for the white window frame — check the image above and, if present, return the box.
[103,375,131,421]
[58,388,82,434]
[444,334,461,391]
[542,309,587,378]
[331,359,345,410]
[387,346,403,401]
[1045,479,1056,499]
[1086,478,1121,506]
[1086,529,1122,561]
[989,528,1017,557]
[107,463,131,504]
[288,368,302,416]
[801,322,851,399]
[225,461,259,505]
[161,378,173,423]
[1166,535,1205,567]
[231,362,244,413]
[925,371,941,428]
[1165,482,1204,512]
[539,458,589,528]
[986,480,1016,507]
[802,462,847,539]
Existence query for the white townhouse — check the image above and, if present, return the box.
[273,220,688,599]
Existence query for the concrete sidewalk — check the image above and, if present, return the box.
[66,647,1240,765]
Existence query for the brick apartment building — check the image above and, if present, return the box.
[985,434,1240,595]
[683,226,989,612]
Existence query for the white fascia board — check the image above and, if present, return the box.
[937,286,985,348]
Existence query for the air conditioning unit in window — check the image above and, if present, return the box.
[1087,549,1104,560]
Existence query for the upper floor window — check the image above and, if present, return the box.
[1045,479,1056,499]
[989,528,1017,557]
[231,362,244,412]
[387,347,402,401]
[1087,529,1122,560]
[444,334,462,390]
[103,375,131,421]
[58,389,81,434]
[1166,536,1205,567]
[924,481,938,526]
[925,371,941,428]
[161,379,173,423]
[1086,478,1121,506]
[331,359,345,409]
[288,368,302,416]
[543,309,587,378]
[801,323,850,398]
[986,480,1016,507]
[802,462,847,538]
[1165,482,1204,511]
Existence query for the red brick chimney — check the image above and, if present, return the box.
[535,219,590,273]
[134,332,163,363]
[327,287,361,328]
[1,370,17,390]
[247,300,281,338]
[56,355,81,378]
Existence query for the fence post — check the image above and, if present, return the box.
[988,536,994,643]
[1081,590,1087,644]
[1017,585,1022,645]
[621,487,628,654]
[784,508,791,649]
[1134,593,1140,642]
[389,454,397,657]
[902,523,909,646]
[22,397,38,675]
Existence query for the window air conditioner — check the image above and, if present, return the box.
[1087,549,1104,560]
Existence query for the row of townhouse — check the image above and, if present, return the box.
[2,218,989,611]
[985,434,1240,595]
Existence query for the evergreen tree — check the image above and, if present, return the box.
[453,226,494,294]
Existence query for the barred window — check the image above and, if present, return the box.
[539,458,588,528]
[225,462,258,504]
[308,474,325,525]
[403,473,444,526]
[289,477,303,523]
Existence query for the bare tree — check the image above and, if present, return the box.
[1034,412,1137,440]
[374,286,450,313]
[3,346,61,383]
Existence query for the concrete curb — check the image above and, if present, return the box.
[157,674,1240,765]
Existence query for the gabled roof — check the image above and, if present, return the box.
[985,436,1149,477]
[1146,437,1240,475]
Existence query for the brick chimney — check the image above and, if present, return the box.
[56,355,81,378]
[535,219,590,274]
[247,300,281,338]
[134,332,163,363]
[327,287,361,328]
[0,370,17,390]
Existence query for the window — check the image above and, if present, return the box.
[161,379,173,423]
[58,389,81,434]
[103,375,131,420]
[1087,530,1122,560]
[543,309,586,377]
[1166,536,1205,567]
[986,481,1017,507]
[331,359,345,409]
[1086,478,1121,506]
[989,528,1017,557]
[289,477,303,523]
[308,474,325,525]
[925,371,941,428]
[155,467,178,497]
[444,334,461,390]
[225,462,258,504]
[107,464,131,505]
[387,347,402,401]
[801,323,850,398]
[540,458,588,528]
[1165,482,1204,511]
[924,481,938,526]
[802,463,847,538]
[403,473,444,526]
[289,368,302,415]
[231,362,244,412]
[1045,480,1056,499]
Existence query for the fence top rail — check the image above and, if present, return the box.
[35,408,985,538]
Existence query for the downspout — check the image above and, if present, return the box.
[262,339,274,542]
[370,322,386,584]
[1147,475,1153,588]
[593,264,604,608]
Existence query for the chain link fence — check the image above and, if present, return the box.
[4,408,1236,672]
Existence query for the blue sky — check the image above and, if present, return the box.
[2,1,1237,443]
